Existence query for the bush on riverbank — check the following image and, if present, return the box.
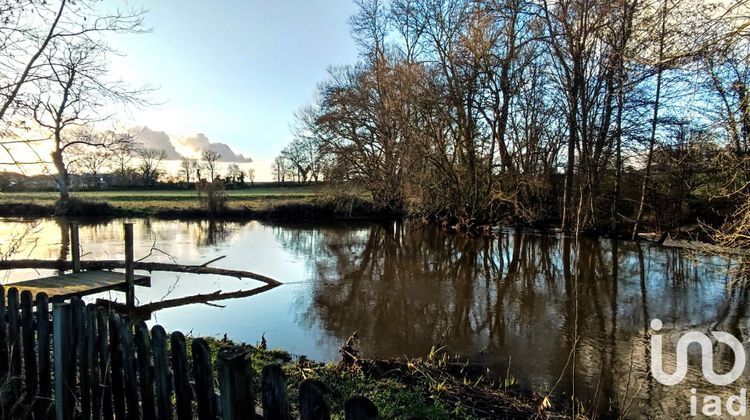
[192,335,563,419]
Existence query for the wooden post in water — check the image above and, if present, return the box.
[124,223,135,308]
[70,221,80,273]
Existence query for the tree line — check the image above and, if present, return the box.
[275,0,750,240]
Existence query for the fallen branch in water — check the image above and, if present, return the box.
[96,283,279,318]
[0,259,282,286]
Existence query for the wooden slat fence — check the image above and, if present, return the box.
[0,285,378,419]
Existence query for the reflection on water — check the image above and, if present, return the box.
[0,218,745,418]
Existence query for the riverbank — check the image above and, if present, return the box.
[198,335,568,419]
[0,187,398,220]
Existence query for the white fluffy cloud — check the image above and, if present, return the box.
[131,126,252,163]
[175,133,252,163]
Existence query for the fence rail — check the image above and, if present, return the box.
[0,285,378,419]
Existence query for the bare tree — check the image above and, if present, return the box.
[180,157,198,184]
[201,149,221,181]
[247,168,256,185]
[138,148,167,186]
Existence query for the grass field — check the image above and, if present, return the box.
[0,185,332,213]
[0,185,381,219]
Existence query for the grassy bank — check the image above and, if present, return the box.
[0,186,396,220]
[195,336,565,419]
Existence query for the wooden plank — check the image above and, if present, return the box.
[135,321,156,420]
[97,308,113,420]
[192,338,217,419]
[261,365,290,420]
[109,313,126,420]
[53,303,74,420]
[0,285,8,389]
[5,270,150,302]
[151,325,172,420]
[34,294,51,420]
[73,298,90,420]
[344,397,378,420]
[171,331,192,420]
[219,348,254,420]
[87,304,101,420]
[299,379,330,420]
[7,287,20,399]
[36,293,51,398]
[20,290,37,399]
[119,318,139,420]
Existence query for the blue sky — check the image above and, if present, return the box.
[110,0,359,179]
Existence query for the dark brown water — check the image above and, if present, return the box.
[1,218,747,418]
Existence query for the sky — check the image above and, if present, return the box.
[108,0,359,180]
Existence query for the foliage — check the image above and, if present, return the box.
[196,180,228,214]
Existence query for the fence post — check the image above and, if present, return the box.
[124,223,135,308]
[109,313,126,419]
[20,291,37,399]
[36,293,51,399]
[53,302,74,420]
[97,308,113,420]
[87,304,102,420]
[0,285,7,383]
[7,287,20,398]
[192,338,217,419]
[151,325,172,420]
[344,397,378,420]
[218,348,254,420]
[299,379,330,420]
[170,331,192,420]
[134,321,156,420]
[70,221,80,273]
[261,365,290,420]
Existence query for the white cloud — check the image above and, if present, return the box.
[175,133,252,163]
[130,126,252,163]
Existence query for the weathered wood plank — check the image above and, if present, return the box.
[120,318,139,420]
[53,303,74,420]
[218,348,254,420]
[0,285,8,385]
[73,298,90,419]
[4,271,150,302]
[87,304,102,420]
[7,287,20,399]
[261,364,290,420]
[344,397,378,420]
[135,321,156,420]
[192,338,217,419]
[109,313,126,419]
[171,331,192,420]
[36,293,51,398]
[124,223,135,308]
[97,308,113,420]
[20,290,37,399]
[151,325,172,420]
[299,379,330,420]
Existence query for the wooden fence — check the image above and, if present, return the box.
[0,286,379,419]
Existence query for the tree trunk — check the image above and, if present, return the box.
[633,0,667,240]
[51,148,70,202]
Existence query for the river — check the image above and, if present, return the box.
[0,217,747,418]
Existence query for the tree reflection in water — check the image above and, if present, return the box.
[274,221,747,417]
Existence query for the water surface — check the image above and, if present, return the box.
[0,218,746,418]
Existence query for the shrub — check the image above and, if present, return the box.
[196,180,228,214]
